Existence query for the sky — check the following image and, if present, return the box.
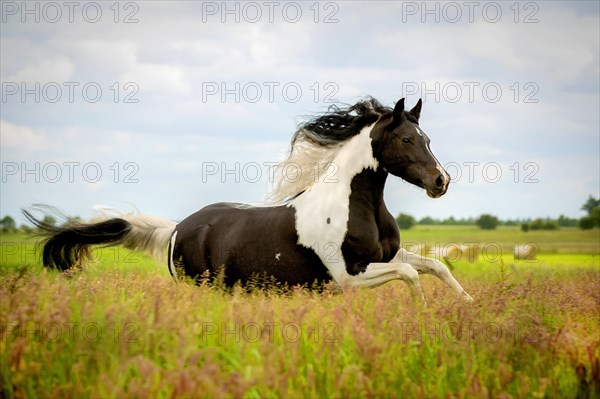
[1,1,599,225]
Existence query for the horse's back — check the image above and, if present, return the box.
[172,202,331,286]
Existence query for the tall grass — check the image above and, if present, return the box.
[1,229,599,398]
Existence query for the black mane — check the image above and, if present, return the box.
[292,97,392,147]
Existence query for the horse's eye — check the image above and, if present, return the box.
[401,137,411,144]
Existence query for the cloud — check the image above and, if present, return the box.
[0,120,49,151]
[457,9,599,84]
[121,62,190,94]
[2,55,75,83]
[60,39,138,75]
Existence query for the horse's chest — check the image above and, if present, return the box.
[289,165,398,280]
[291,195,399,280]
[342,210,399,274]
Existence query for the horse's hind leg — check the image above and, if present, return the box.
[337,262,426,303]
[169,225,213,283]
[394,248,473,302]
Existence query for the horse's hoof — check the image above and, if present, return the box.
[462,291,474,302]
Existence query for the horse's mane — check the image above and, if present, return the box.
[292,96,392,147]
[267,97,392,204]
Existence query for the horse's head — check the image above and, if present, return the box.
[372,98,450,198]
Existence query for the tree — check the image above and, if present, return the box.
[557,215,578,227]
[581,196,600,215]
[579,196,600,229]
[579,217,596,230]
[396,213,416,230]
[418,216,436,225]
[543,220,559,230]
[442,216,456,225]
[528,218,559,230]
[579,207,600,229]
[592,207,600,227]
[1,215,16,233]
[476,214,499,230]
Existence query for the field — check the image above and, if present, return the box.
[1,226,599,398]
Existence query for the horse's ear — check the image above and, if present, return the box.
[391,98,405,125]
[409,98,422,120]
[393,98,405,117]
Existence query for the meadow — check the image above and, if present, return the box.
[1,226,599,398]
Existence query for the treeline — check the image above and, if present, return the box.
[410,215,573,227]
[0,215,82,234]
[396,213,594,231]
[396,195,600,231]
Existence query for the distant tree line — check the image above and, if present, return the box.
[579,195,600,230]
[395,196,600,231]
[0,214,81,234]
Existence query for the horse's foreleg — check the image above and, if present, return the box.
[394,248,473,302]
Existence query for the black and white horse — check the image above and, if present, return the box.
[26,97,472,301]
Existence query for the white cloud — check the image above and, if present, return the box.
[374,5,599,86]
[2,55,75,83]
[0,120,49,151]
[61,39,138,75]
[121,63,190,94]
[458,10,599,83]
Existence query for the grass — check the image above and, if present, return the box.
[1,227,599,398]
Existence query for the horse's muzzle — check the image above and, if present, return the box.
[426,173,450,198]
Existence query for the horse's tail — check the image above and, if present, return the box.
[22,207,176,271]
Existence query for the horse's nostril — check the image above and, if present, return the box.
[435,175,444,189]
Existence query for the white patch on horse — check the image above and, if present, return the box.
[425,142,444,176]
[418,126,447,183]
[291,124,379,284]
[169,230,178,281]
[428,145,447,182]
[275,253,281,261]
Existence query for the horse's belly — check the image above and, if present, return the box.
[173,203,331,287]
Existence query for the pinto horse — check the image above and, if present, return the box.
[25,97,472,301]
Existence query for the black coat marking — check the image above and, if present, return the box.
[172,204,331,286]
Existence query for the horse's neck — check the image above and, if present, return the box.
[347,168,389,214]
[289,129,388,252]
[334,125,379,176]
[329,128,389,221]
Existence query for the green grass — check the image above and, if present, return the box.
[1,227,599,398]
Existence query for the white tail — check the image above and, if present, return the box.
[93,208,177,261]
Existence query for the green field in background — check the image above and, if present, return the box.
[402,225,600,254]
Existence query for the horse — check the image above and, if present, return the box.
[24,97,473,302]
